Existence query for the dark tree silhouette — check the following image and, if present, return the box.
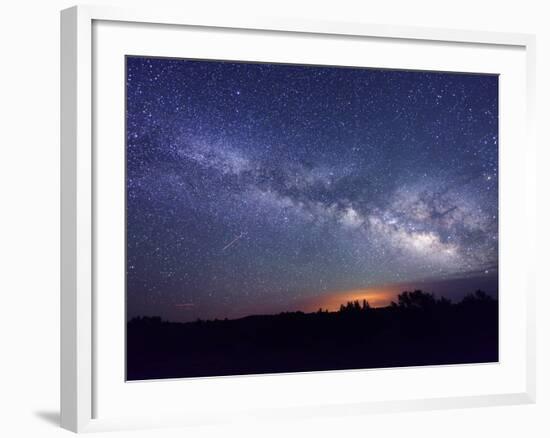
[339,299,372,314]
[394,290,436,309]
[460,289,494,304]
[391,290,455,310]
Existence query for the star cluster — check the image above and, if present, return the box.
[126,57,498,322]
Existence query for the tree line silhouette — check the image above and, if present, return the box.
[127,290,498,380]
[335,289,493,314]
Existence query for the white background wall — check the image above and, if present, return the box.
[0,1,547,436]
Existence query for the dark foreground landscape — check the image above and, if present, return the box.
[127,290,498,380]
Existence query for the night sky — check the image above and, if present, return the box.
[126,56,498,322]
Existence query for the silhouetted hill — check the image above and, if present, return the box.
[127,290,498,380]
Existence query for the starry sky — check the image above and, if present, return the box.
[126,56,498,323]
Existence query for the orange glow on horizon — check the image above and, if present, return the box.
[298,285,401,313]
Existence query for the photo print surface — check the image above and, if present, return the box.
[126,56,498,380]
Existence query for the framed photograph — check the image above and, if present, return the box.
[61,5,536,433]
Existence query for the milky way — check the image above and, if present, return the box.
[126,57,498,322]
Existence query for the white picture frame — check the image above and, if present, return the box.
[60,4,537,433]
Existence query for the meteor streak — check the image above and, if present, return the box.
[222,232,246,251]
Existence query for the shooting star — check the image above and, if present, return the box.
[222,232,246,252]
